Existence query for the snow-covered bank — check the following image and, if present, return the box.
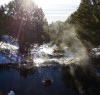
[0,42,18,50]
[90,45,100,58]
[0,40,86,66]
[31,44,82,67]
[0,41,19,64]
[0,35,20,64]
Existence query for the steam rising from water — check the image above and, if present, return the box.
[56,17,89,61]
[31,43,83,67]
[31,17,89,67]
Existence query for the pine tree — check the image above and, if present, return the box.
[0,0,50,54]
[70,0,100,46]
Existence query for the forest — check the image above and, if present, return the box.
[0,0,100,54]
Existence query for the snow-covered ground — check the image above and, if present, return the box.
[90,46,100,58]
[31,44,81,66]
[0,35,84,65]
[0,42,18,50]
[2,35,18,47]
[0,35,20,64]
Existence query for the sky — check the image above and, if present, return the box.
[0,0,81,23]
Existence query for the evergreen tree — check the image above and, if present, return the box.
[0,6,10,37]
[70,0,100,46]
[0,0,50,54]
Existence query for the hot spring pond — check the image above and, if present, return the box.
[0,66,77,95]
[0,64,100,95]
[0,44,100,95]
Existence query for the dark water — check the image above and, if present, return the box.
[0,63,100,95]
[0,67,78,95]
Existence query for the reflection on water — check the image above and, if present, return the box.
[0,63,100,95]
[61,64,100,95]
[19,68,36,78]
[0,66,79,95]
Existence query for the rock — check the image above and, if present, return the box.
[8,91,15,95]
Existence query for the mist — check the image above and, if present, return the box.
[55,17,89,63]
